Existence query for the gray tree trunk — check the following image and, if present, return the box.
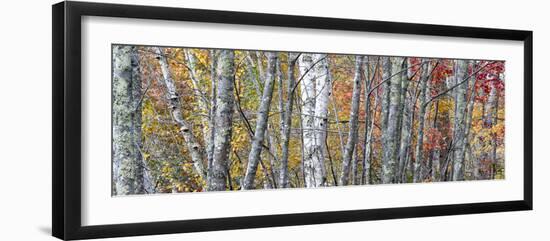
[298,54,329,187]
[351,147,360,185]
[451,60,469,181]
[379,57,393,184]
[279,53,298,188]
[396,58,411,182]
[242,52,278,190]
[431,100,441,181]
[112,45,153,195]
[152,47,207,180]
[464,61,478,179]
[413,62,433,183]
[208,50,236,191]
[486,82,499,179]
[339,56,364,186]
[381,57,403,184]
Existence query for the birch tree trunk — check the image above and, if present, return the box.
[413,62,432,183]
[339,56,364,186]
[298,53,329,187]
[208,50,236,191]
[152,47,207,180]
[184,49,213,160]
[279,53,298,188]
[112,45,153,195]
[451,60,469,181]
[242,52,278,190]
[313,54,331,186]
[207,50,218,171]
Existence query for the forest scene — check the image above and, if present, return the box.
[111,44,505,196]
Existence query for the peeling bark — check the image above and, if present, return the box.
[298,53,329,187]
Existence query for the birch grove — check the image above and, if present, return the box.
[111,45,506,194]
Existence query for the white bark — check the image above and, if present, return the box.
[207,50,217,171]
[298,53,329,187]
[184,49,212,150]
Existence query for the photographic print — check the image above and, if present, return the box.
[53,3,531,238]
[111,45,505,195]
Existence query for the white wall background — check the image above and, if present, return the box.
[0,0,547,240]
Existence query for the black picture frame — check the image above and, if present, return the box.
[52,1,533,240]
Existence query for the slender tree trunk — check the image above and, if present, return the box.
[152,47,207,180]
[184,50,211,140]
[279,53,298,188]
[431,100,441,181]
[491,93,500,179]
[207,50,218,172]
[379,57,393,184]
[266,126,279,188]
[486,83,500,179]
[413,61,433,183]
[112,45,153,195]
[208,50,236,191]
[463,61,478,179]
[351,146,359,185]
[184,50,216,170]
[339,56,364,186]
[298,54,329,187]
[362,96,377,185]
[361,57,375,185]
[398,71,416,183]
[451,60,469,181]
[242,52,278,190]
[394,58,408,181]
